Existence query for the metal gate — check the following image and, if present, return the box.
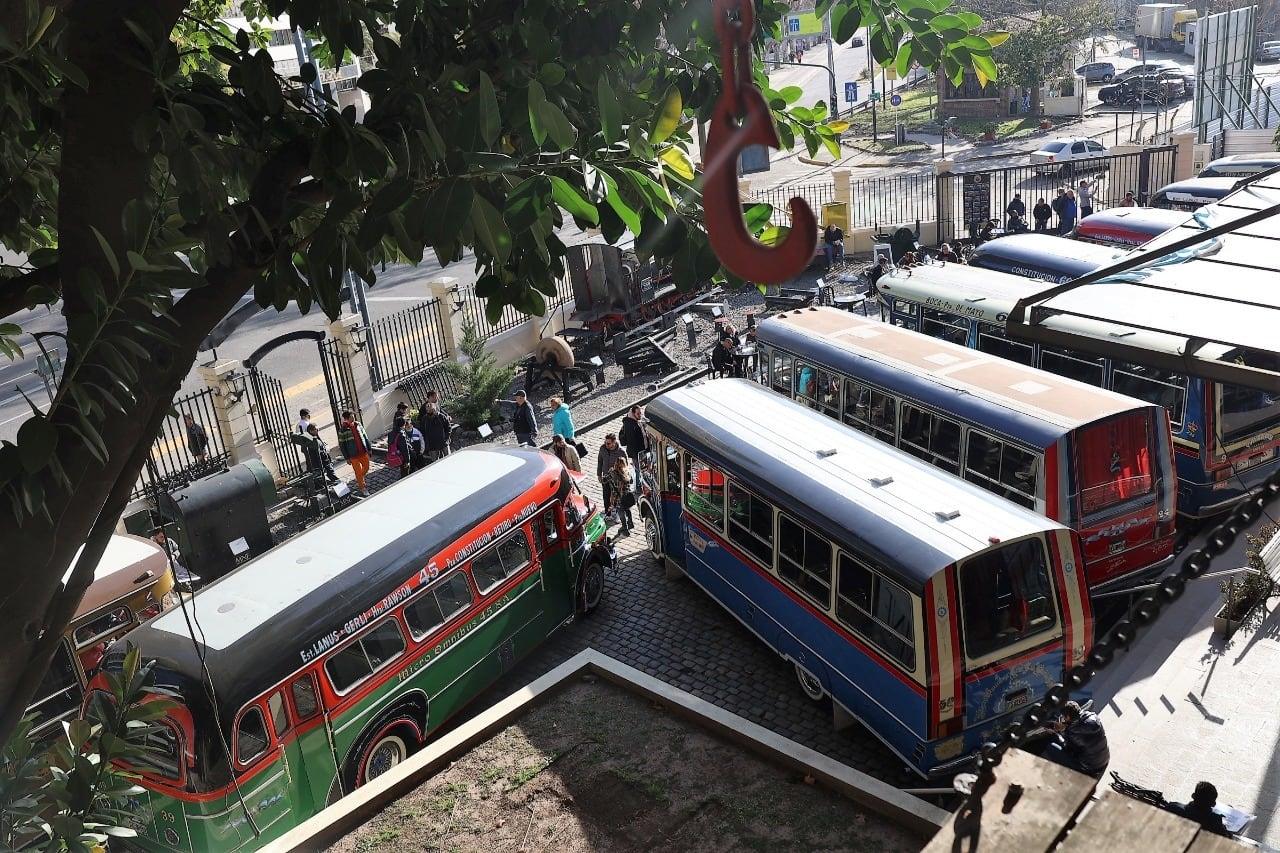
[320,337,359,427]
[246,366,305,481]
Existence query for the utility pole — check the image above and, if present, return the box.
[825,12,838,118]
[866,34,877,140]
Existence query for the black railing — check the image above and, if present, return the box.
[248,367,306,481]
[364,298,451,391]
[750,181,837,217]
[457,288,533,339]
[131,387,231,501]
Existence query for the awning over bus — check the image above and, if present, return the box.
[1005,170,1280,392]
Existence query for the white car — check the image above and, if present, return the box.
[1258,41,1280,62]
[1030,137,1110,178]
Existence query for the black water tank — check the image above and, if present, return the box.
[157,464,274,583]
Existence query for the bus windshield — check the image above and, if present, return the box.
[1218,383,1280,446]
[958,537,1057,661]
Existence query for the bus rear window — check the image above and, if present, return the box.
[1077,415,1153,513]
[959,538,1056,662]
[1218,383,1280,447]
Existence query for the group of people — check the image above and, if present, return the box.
[1002,179,1136,238]
[386,390,457,479]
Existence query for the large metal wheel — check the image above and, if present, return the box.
[358,728,409,785]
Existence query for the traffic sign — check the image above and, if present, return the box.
[786,14,801,34]
[869,90,881,102]
[1132,47,1140,58]
[844,82,858,103]
[890,93,902,106]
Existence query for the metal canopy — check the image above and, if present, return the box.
[1006,170,1280,392]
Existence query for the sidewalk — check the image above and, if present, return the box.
[1090,524,1280,850]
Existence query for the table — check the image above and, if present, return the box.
[733,344,758,378]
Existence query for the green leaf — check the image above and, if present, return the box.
[475,71,500,147]
[504,176,552,232]
[895,42,914,79]
[651,87,682,145]
[549,177,599,226]
[659,148,695,181]
[832,5,862,43]
[17,417,57,473]
[973,52,998,86]
[89,227,120,281]
[527,79,550,146]
[539,63,566,86]
[598,78,623,145]
[777,85,804,104]
[984,30,1011,48]
[428,179,476,246]
[469,195,512,265]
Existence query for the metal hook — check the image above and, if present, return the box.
[703,0,816,285]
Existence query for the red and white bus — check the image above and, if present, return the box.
[1073,207,1188,248]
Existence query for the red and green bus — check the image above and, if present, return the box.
[89,447,613,851]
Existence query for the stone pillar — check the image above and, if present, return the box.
[198,358,257,466]
[428,276,462,358]
[328,313,371,418]
[1172,131,1199,181]
[934,160,956,243]
[833,169,851,208]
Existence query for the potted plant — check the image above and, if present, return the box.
[1214,526,1276,637]
[980,122,997,141]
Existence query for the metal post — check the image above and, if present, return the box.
[866,35,877,141]
[825,13,838,118]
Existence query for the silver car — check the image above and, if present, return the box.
[1075,61,1116,83]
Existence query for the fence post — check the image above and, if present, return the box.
[198,358,257,466]
[328,313,371,417]
[428,277,462,359]
[934,161,955,243]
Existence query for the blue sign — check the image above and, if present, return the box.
[890,93,902,107]
[787,15,801,33]
[844,82,858,103]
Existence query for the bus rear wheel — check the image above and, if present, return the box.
[644,514,661,562]
[357,724,413,786]
[577,561,605,615]
[795,663,825,702]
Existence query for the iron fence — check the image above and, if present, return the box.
[248,367,307,481]
[320,337,360,425]
[749,180,836,217]
[456,288,533,340]
[844,172,937,233]
[130,387,231,501]
[364,298,451,391]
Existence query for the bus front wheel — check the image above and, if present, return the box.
[577,561,605,615]
[644,514,661,562]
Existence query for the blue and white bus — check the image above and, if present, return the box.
[638,380,1093,778]
[755,307,1178,594]
[967,233,1122,283]
[873,263,1280,517]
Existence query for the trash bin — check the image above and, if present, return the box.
[1010,98,1019,115]
[157,463,274,583]
[894,122,907,144]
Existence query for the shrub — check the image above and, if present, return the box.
[442,322,517,430]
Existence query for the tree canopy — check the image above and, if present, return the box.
[0,0,998,746]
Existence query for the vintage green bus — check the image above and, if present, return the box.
[89,447,613,851]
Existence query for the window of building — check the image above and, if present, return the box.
[325,619,407,694]
[777,514,832,607]
[835,553,916,670]
[727,482,774,567]
[945,72,997,100]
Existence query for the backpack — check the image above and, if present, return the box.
[385,436,404,468]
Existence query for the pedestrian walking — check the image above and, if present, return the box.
[1033,197,1052,232]
[337,410,372,495]
[183,413,209,462]
[618,404,648,481]
[551,434,582,473]
[418,403,452,463]
[402,418,427,471]
[1050,188,1067,234]
[550,396,575,441]
[596,433,628,522]
[1076,178,1097,218]
[495,390,538,447]
[606,457,635,536]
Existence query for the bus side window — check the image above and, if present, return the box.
[796,361,817,405]
[726,481,774,568]
[835,553,915,670]
[770,353,793,395]
[290,673,320,720]
[535,509,559,550]
[236,706,271,766]
[473,532,533,594]
[977,323,1035,366]
[325,620,407,694]
[406,572,474,639]
[663,444,680,494]
[684,455,725,528]
[777,514,833,608]
[266,691,288,736]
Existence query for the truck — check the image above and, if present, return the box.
[1135,3,1198,52]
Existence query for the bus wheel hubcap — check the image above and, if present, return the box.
[645,517,660,558]
[365,735,407,782]
[796,664,824,701]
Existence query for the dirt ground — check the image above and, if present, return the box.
[326,676,927,853]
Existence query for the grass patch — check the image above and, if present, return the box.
[843,138,932,155]
[354,828,401,851]
[841,85,937,133]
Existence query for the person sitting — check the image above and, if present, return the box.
[1007,211,1029,234]
[822,223,845,270]
[977,218,997,243]
[1043,700,1110,777]
[1170,781,1232,837]
[937,243,958,263]
[711,337,735,377]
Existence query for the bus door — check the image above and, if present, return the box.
[225,696,295,846]
[654,443,686,566]
[281,671,341,814]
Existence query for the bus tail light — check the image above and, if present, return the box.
[137,603,163,621]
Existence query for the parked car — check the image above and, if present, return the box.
[1099,76,1169,106]
[1114,60,1183,81]
[1076,61,1117,83]
[1153,70,1188,98]
[1030,137,1110,177]
[851,35,865,47]
[1258,40,1280,61]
